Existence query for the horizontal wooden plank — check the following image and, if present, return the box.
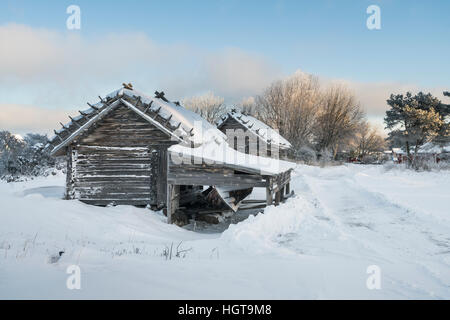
[79,199,151,206]
[76,193,151,200]
[167,174,266,187]
[76,169,151,176]
[74,186,151,192]
[74,176,150,182]
[75,164,151,171]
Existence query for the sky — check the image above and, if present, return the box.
[0,0,449,135]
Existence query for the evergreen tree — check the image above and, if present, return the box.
[384,92,446,167]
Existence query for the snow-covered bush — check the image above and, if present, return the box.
[291,145,317,164]
[0,131,64,181]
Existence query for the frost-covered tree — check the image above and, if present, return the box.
[182,92,225,124]
[0,131,57,179]
[254,71,321,150]
[313,85,365,159]
[351,121,386,160]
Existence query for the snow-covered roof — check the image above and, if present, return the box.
[46,87,227,156]
[217,110,292,149]
[417,142,450,154]
[169,140,295,176]
[391,143,450,155]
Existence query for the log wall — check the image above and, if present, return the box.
[67,104,174,207]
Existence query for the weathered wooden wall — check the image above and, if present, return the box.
[219,117,288,158]
[67,104,173,207]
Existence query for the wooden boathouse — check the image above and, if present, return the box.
[46,85,295,224]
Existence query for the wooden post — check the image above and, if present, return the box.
[266,177,273,206]
[166,184,180,224]
[266,187,273,206]
[65,146,72,199]
[274,175,282,206]
[65,145,75,200]
[275,190,281,206]
[167,184,173,224]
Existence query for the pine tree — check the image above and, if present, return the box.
[384,92,446,167]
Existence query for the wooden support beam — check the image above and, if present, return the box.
[167,184,173,224]
[166,184,180,224]
[164,114,173,124]
[266,187,273,206]
[87,102,99,110]
[274,175,282,205]
[266,177,273,206]
[275,190,281,206]
[135,96,142,107]
[65,145,74,200]
[53,130,64,142]
[68,116,81,128]
[143,101,153,113]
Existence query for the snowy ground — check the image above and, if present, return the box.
[0,164,449,299]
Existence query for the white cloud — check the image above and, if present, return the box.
[202,48,280,98]
[0,24,282,133]
[341,81,448,118]
[0,24,280,103]
[0,24,447,134]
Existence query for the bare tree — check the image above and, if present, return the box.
[351,121,386,160]
[314,85,365,158]
[182,92,225,124]
[254,72,321,149]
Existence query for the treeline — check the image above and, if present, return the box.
[186,72,386,163]
[0,131,62,181]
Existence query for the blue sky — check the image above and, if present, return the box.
[0,0,449,134]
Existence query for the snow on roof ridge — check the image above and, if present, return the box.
[47,87,227,154]
[169,140,295,176]
[119,88,227,146]
[221,110,292,148]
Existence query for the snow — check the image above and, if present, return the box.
[114,88,226,146]
[418,142,450,154]
[169,141,295,175]
[1,165,449,299]
[48,88,227,150]
[218,111,292,149]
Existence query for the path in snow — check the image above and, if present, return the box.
[0,165,449,299]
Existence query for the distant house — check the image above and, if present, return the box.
[390,143,450,164]
[217,110,292,159]
[46,86,294,224]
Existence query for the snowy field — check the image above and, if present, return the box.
[0,164,449,299]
